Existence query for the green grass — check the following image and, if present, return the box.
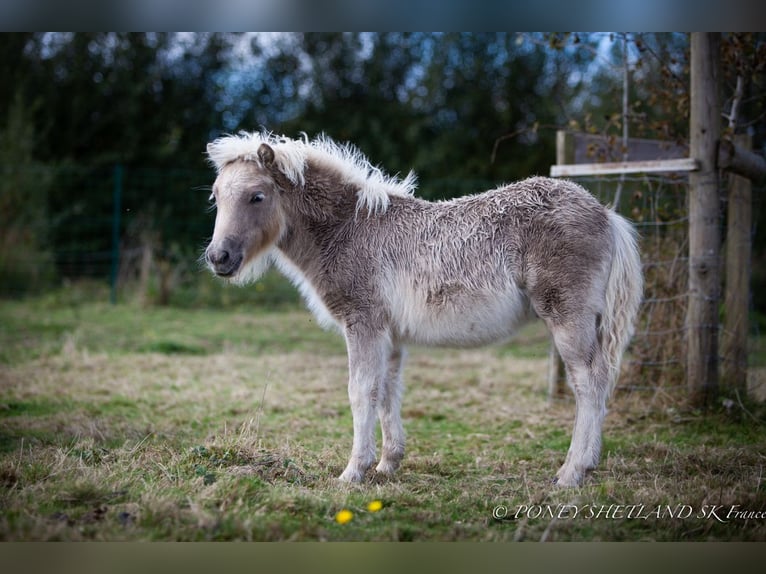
[0,298,344,364]
[1,289,765,541]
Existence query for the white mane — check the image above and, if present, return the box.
[206,131,417,215]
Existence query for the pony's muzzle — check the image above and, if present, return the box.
[205,240,243,278]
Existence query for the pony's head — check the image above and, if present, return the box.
[204,142,286,284]
[203,131,417,283]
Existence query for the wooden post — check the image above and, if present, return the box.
[548,131,573,400]
[110,163,123,305]
[556,130,575,166]
[718,137,766,183]
[687,33,721,408]
[721,134,752,397]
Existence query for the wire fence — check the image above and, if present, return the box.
[580,173,689,394]
[565,171,765,398]
[0,163,493,306]
[1,163,763,396]
[0,163,215,301]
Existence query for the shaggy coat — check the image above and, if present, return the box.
[204,132,643,486]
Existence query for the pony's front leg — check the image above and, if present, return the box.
[338,329,391,483]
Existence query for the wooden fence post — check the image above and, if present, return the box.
[548,131,573,401]
[110,163,123,305]
[687,32,721,408]
[721,134,752,397]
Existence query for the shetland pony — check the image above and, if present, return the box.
[204,132,642,486]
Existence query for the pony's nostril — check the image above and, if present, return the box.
[205,242,242,277]
[207,248,229,266]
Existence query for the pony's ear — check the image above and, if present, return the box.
[257,143,275,167]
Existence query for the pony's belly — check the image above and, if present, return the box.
[387,279,532,347]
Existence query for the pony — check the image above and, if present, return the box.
[203,131,643,487]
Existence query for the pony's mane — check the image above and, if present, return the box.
[206,131,417,215]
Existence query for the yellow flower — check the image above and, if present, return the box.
[367,500,383,512]
[335,509,353,524]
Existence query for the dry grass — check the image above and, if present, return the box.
[1,299,765,541]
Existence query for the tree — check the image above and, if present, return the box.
[0,33,242,290]
[0,91,54,295]
[242,33,580,200]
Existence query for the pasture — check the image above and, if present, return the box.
[1,285,765,541]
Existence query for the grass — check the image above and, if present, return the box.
[1,288,765,541]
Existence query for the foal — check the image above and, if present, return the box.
[204,132,643,487]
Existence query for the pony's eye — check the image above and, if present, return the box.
[249,192,265,204]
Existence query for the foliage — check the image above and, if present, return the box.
[252,33,579,198]
[0,32,587,297]
[1,33,765,304]
[0,91,55,295]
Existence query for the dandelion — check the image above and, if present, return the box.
[335,509,353,524]
[367,500,383,512]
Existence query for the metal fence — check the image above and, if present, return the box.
[0,163,494,304]
[552,171,765,400]
[1,162,763,397]
[0,163,214,301]
[573,173,690,394]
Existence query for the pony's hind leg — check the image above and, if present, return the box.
[550,318,610,487]
[376,345,406,475]
[338,328,391,483]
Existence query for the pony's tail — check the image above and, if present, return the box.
[600,210,643,395]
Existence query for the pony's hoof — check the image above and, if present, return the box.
[337,472,362,483]
[375,460,400,476]
[555,466,584,487]
[338,463,369,483]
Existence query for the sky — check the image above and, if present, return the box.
[1,0,763,31]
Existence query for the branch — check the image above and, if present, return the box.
[633,32,686,85]
[490,123,561,164]
[490,129,525,164]
[725,75,745,130]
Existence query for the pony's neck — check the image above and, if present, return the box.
[275,179,354,271]
[284,161,362,223]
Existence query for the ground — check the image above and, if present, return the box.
[0,296,765,541]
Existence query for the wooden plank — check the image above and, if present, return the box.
[550,158,698,178]
[569,132,688,163]
[686,32,721,408]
